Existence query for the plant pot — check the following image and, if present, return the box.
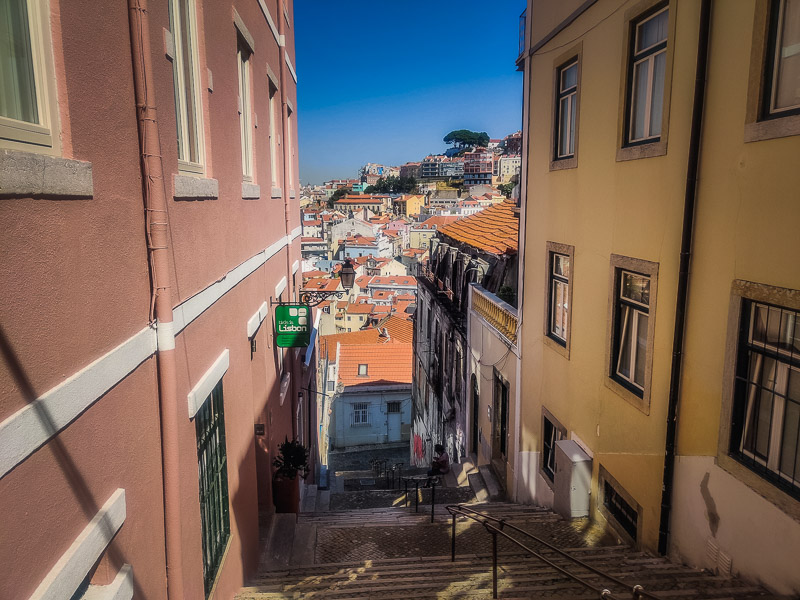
[273,474,300,513]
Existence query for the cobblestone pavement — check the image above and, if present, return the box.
[328,442,410,472]
[315,516,617,563]
[329,486,475,511]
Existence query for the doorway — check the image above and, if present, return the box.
[491,372,509,489]
[471,374,479,455]
[387,401,401,442]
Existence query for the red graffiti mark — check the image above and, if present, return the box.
[413,434,424,460]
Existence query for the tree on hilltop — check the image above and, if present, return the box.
[327,187,351,207]
[443,129,490,150]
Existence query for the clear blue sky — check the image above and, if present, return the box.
[295,1,525,185]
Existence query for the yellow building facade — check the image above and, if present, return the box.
[517,0,800,593]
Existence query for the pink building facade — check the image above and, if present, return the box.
[0,0,313,598]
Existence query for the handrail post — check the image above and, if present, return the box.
[415,481,419,512]
[632,584,643,599]
[491,530,498,599]
[431,480,436,522]
[451,512,456,562]
[405,478,408,507]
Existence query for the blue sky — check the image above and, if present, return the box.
[295,1,525,185]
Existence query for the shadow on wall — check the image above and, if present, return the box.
[0,326,140,597]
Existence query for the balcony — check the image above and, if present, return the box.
[471,284,518,345]
[518,9,527,57]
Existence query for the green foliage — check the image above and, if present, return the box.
[328,187,351,207]
[273,437,309,479]
[497,183,515,198]
[367,176,417,194]
[443,129,490,149]
[497,285,516,306]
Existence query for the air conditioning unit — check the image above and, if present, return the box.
[553,439,592,519]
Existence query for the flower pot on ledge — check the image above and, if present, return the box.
[272,437,309,513]
[273,473,300,513]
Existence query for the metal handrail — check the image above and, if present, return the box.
[445,504,660,600]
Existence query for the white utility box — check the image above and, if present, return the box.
[553,439,592,519]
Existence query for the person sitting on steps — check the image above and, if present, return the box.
[426,444,450,485]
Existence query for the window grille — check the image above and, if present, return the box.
[195,380,230,597]
[387,401,401,413]
[603,480,638,540]
[351,402,370,426]
[542,417,564,482]
[731,300,800,498]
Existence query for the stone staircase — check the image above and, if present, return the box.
[243,500,776,599]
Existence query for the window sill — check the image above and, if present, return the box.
[616,140,667,162]
[173,173,219,200]
[744,113,800,143]
[604,376,649,415]
[716,453,800,523]
[242,182,261,200]
[271,186,282,198]
[0,149,93,199]
[290,189,296,199]
[543,335,570,360]
[549,156,577,171]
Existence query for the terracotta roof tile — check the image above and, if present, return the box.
[303,278,341,292]
[368,276,417,287]
[437,200,518,255]
[346,303,375,314]
[338,343,413,387]
[319,329,387,360]
[376,315,414,344]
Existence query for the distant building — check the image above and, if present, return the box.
[463,147,494,186]
[399,162,421,179]
[409,216,461,250]
[496,155,521,183]
[393,194,425,218]
[502,131,522,154]
[335,194,387,213]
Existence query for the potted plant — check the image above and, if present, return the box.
[272,437,309,513]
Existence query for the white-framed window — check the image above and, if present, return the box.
[613,270,651,393]
[0,0,59,152]
[626,5,668,144]
[358,363,368,376]
[169,0,204,172]
[732,300,800,497]
[548,252,570,344]
[351,402,370,426]
[269,81,279,187]
[555,59,578,159]
[542,414,564,482]
[765,0,800,117]
[237,37,253,181]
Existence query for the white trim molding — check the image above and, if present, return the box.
[82,564,133,600]
[188,349,229,418]
[256,0,284,46]
[292,260,299,274]
[30,489,126,600]
[0,233,293,479]
[290,225,302,240]
[0,327,157,479]
[275,276,287,298]
[284,54,297,83]
[156,320,175,351]
[247,301,269,338]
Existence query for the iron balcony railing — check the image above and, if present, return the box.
[446,503,661,600]
[518,8,527,57]
[471,285,518,344]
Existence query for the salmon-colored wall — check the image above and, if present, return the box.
[0,0,304,597]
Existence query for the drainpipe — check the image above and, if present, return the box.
[277,0,299,441]
[658,0,711,557]
[128,1,185,596]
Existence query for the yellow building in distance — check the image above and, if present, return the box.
[516,0,800,595]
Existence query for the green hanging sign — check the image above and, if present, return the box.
[275,304,312,348]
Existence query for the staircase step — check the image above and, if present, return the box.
[300,484,318,513]
[477,465,503,500]
[315,489,330,512]
[289,523,316,566]
[468,472,490,502]
[259,513,296,570]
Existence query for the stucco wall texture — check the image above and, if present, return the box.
[0,0,304,598]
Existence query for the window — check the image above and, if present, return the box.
[549,253,570,345]
[351,402,369,426]
[268,81,279,188]
[626,5,668,144]
[169,0,204,172]
[0,0,58,151]
[613,270,651,393]
[195,380,230,597]
[286,106,295,193]
[730,300,800,498]
[387,401,401,413]
[555,59,578,159]
[764,0,800,118]
[542,414,565,482]
[327,380,335,392]
[603,479,638,541]
[237,37,253,181]
[358,363,368,376]
[495,374,509,457]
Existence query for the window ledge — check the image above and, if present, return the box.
[744,114,800,143]
[242,182,261,200]
[173,174,219,200]
[549,157,577,171]
[0,149,93,199]
[604,376,649,415]
[271,186,282,198]
[543,335,570,360]
[290,189,296,199]
[616,140,667,162]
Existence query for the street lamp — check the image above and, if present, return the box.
[298,258,356,307]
